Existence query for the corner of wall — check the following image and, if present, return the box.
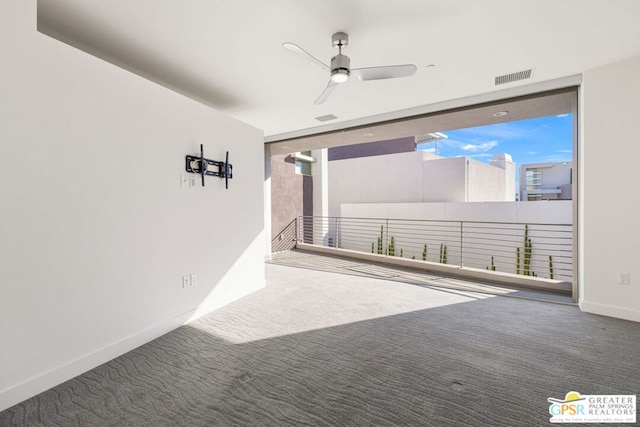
[579,301,640,323]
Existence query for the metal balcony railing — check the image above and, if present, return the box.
[297,216,573,282]
[272,218,298,253]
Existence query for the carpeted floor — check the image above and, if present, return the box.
[2,263,639,426]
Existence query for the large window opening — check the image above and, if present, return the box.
[267,87,578,300]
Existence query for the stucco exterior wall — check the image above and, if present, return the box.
[329,151,515,216]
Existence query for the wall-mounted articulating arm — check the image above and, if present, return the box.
[185,144,233,189]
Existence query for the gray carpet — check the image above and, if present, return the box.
[2,263,639,426]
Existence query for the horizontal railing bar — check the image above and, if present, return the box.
[463,230,572,235]
[462,244,572,253]
[332,224,572,240]
[461,254,573,266]
[297,215,574,282]
[300,215,572,228]
[325,227,523,236]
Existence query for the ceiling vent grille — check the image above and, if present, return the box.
[495,69,533,86]
[315,114,338,122]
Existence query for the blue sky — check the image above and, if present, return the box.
[417,114,574,174]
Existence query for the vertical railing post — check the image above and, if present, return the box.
[324,216,329,247]
[335,217,340,248]
[385,219,389,257]
[325,216,330,247]
[460,221,464,267]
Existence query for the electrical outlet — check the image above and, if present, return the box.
[190,274,197,286]
[180,175,191,188]
[618,273,630,285]
[182,275,190,288]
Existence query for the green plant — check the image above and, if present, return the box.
[514,225,538,277]
[439,243,447,264]
[371,242,374,254]
[549,255,554,280]
[524,238,532,276]
[521,225,533,276]
[377,225,384,255]
[389,236,395,257]
[422,244,427,261]
[489,256,496,271]
[400,248,403,258]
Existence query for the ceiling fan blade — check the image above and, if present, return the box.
[282,42,330,72]
[314,80,338,105]
[351,64,417,81]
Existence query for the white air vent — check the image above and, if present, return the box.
[495,69,533,86]
[315,114,338,122]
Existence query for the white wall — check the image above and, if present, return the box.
[581,56,640,322]
[0,2,265,410]
[329,151,513,216]
[421,157,467,202]
[468,160,508,202]
[328,151,424,217]
[312,148,329,244]
[491,154,516,201]
[342,201,572,224]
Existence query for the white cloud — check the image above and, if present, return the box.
[556,113,569,118]
[460,141,498,152]
[541,154,572,163]
[557,149,572,153]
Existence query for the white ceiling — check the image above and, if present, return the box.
[38,0,640,140]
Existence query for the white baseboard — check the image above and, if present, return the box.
[0,309,194,412]
[580,300,640,323]
[0,277,266,412]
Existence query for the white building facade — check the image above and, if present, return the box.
[328,150,516,217]
[519,161,572,201]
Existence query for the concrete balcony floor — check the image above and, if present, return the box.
[269,249,574,305]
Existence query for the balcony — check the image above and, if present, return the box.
[289,216,573,295]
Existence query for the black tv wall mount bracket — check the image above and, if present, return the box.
[185,144,232,189]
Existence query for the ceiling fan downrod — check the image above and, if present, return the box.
[330,32,350,83]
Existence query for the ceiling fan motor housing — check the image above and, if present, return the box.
[331,54,350,82]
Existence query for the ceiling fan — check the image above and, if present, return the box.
[283,32,417,105]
